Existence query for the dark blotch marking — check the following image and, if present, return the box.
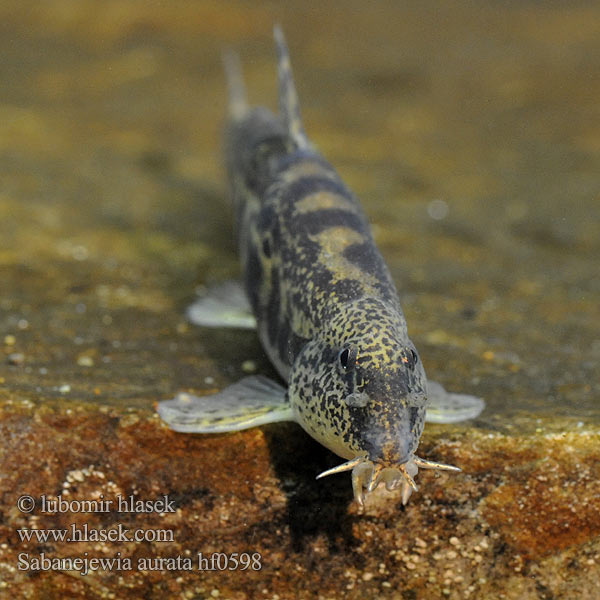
[296,208,366,237]
[277,320,310,368]
[262,237,272,258]
[343,241,391,284]
[266,265,281,348]
[227,107,288,198]
[277,175,355,215]
[257,203,277,234]
[244,245,263,310]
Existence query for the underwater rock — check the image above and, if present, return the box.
[1,399,599,599]
[1,1,599,599]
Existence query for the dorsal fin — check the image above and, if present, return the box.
[273,25,310,150]
[223,49,248,120]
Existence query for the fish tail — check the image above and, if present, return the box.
[273,24,310,150]
[223,49,248,120]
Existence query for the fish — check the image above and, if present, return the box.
[158,26,484,506]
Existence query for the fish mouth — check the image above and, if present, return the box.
[357,459,420,506]
[316,454,461,507]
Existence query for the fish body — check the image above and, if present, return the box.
[158,27,484,505]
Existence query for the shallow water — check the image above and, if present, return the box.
[1,1,597,428]
[1,2,599,599]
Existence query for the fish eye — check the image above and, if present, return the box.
[337,345,357,373]
[338,348,350,370]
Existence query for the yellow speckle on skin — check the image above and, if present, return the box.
[296,191,357,214]
[281,160,336,186]
[309,226,379,293]
[312,226,365,255]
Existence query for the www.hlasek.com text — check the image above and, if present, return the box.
[17,523,174,544]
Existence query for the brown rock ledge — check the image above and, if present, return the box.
[1,398,598,600]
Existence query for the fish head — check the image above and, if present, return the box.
[333,335,428,463]
[289,298,461,503]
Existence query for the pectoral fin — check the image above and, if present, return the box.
[186,280,257,329]
[157,375,293,433]
[425,380,485,424]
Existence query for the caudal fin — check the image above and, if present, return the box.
[223,49,248,120]
[273,25,310,150]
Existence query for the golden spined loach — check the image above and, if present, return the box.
[158,26,484,507]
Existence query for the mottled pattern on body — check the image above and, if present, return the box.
[157,27,478,506]
[225,31,430,487]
